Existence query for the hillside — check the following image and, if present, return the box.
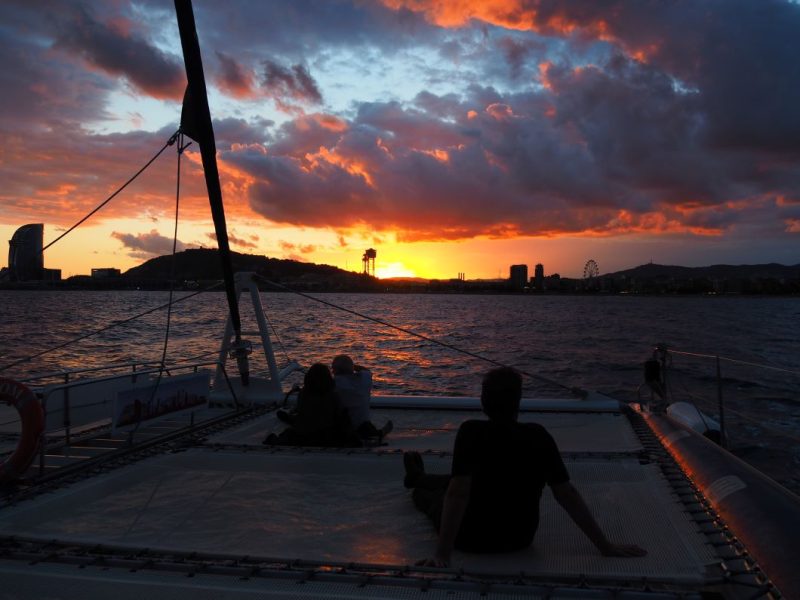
[122,248,376,290]
[609,262,800,280]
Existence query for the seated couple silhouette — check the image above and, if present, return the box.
[264,355,391,447]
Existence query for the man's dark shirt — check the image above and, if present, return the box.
[451,419,570,552]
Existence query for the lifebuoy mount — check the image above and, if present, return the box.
[0,377,45,484]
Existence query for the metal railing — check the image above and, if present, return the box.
[18,361,164,386]
[33,359,240,475]
[644,343,800,450]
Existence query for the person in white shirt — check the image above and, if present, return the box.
[332,354,392,441]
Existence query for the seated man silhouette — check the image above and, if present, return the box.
[404,367,646,566]
[332,354,392,442]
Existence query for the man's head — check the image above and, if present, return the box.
[332,354,355,375]
[480,367,522,422]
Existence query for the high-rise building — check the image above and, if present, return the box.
[8,224,44,281]
[509,264,528,288]
[534,263,544,291]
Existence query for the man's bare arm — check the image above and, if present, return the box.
[550,481,646,557]
[417,476,471,567]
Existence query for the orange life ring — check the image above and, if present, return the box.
[0,377,44,483]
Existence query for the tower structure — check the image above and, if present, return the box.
[362,248,376,276]
[8,224,44,281]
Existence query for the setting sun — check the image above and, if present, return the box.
[375,262,418,279]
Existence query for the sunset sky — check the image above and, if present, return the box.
[1,0,798,279]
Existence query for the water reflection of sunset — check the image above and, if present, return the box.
[350,531,406,565]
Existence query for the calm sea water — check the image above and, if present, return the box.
[1,290,799,488]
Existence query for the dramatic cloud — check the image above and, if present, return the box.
[1,0,798,272]
[206,230,259,249]
[203,0,800,243]
[261,61,323,113]
[214,51,256,98]
[278,240,317,254]
[382,0,800,151]
[0,124,218,226]
[112,229,187,259]
[53,5,184,100]
[226,72,800,240]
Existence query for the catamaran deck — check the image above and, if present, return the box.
[0,400,769,598]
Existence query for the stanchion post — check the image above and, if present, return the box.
[716,355,727,448]
[63,372,71,446]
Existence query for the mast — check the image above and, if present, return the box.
[174,0,251,384]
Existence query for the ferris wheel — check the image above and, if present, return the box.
[583,259,599,279]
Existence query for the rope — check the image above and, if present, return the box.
[0,281,224,374]
[260,303,293,365]
[253,275,583,396]
[156,134,186,371]
[665,348,800,376]
[42,130,180,253]
[133,134,192,438]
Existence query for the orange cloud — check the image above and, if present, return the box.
[380,1,650,63]
[380,0,538,30]
[601,209,723,236]
[304,146,375,187]
[418,148,450,163]
[486,103,514,120]
[310,113,348,132]
[381,0,616,38]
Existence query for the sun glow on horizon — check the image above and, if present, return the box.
[374,261,418,279]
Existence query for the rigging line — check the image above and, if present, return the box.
[260,304,293,365]
[0,281,224,374]
[42,130,180,253]
[666,348,800,376]
[156,135,190,373]
[134,134,192,437]
[253,275,583,396]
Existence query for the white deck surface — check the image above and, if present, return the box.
[208,408,644,453]
[0,448,716,584]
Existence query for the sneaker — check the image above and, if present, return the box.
[403,451,425,488]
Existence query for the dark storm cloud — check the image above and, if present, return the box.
[261,60,323,111]
[225,53,800,240]
[53,5,184,99]
[216,0,800,241]
[0,3,118,129]
[213,117,274,148]
[496,35,545,79]
[185,0,436,58]
[214,51,256,98]
[544,0,800,153]
[388,0,800,154]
